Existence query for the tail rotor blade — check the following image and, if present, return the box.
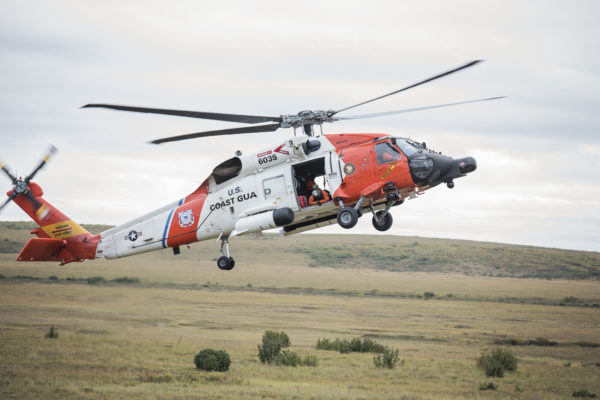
[0,192,17,213]
[24,190,42,210]
[1,162,17,184]
[25,145,58,183]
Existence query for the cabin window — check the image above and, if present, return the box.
[263,175,287,200]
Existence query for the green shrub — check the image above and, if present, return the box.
[301,354,319,367]
[316,336,386,354]
[275,349,301,367]
[476,348,517,377]
[48,275,59,280]
[257,330,317,367]
[262,330,290,347]
[275,351,318,367]
[258,330,290,364]
[572,389,597,398]
[479,382,498,391]
[528,337,557,346]
[373,348,401,369]
[494,336,557,346]
[111,277,140,284]
[86,276,106,285]
[45,325,58,339]
[194,349,230,372]
[258,338,282,363]
[424,291,435,299]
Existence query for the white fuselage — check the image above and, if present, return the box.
[95,135,343,259]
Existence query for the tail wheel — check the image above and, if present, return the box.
[337,207,358,229]
[372,210,393,231]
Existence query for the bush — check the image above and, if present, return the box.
[573,389,597,398]
[316,336,386,354]
[263,330,290,347]
[258,330,290,364]
[424,291,435,299]
[275,349,301,367]
[528,337,557,346]
[373,348,401,369]
[479,382,498,391]
[194,349,230,372]
[257,330,317,367]
[86,276,106,285]
[494,336,558,346]
[301,354,319,367]
[45,325,58,339]
[476,348,518,377]
[274,351,319,367]
[111,277,140,284]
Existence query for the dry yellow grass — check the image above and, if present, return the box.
[0,234,599,399]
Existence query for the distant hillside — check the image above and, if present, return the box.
[1,221,598,280]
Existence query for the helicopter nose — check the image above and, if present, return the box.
[458,157,477,174]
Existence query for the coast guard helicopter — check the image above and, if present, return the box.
[1,60,500,270]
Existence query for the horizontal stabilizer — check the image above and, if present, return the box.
[17,238,67,262]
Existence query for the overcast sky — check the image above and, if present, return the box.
[1,0,599,252]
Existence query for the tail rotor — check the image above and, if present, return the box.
[0,145,58,214]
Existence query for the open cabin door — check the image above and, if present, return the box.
[325,151,343,194]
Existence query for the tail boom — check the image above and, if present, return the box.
[9,182,100,265]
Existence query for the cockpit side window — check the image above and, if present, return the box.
[375,141,403,164]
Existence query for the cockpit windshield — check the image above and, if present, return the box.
[392,138,420,157]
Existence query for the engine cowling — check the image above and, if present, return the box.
[212,137,314,185]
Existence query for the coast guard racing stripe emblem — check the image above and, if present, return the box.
[178,209,195,228]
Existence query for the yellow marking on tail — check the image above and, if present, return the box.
[41,220,88,239]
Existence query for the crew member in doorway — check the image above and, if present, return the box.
[308,181,331,206]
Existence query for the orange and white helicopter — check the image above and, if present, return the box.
[1,60,501,270]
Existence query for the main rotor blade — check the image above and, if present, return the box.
[82,104,282,124]
[0,192,17,213]
[25,145,57,183]
[333,60,484,115]
[336,96,505,120]
[0,162,17,184]
[150,123,282,144]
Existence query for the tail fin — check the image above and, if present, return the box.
[10,182,100,265]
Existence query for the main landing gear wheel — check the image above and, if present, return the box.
[337,207,359,229]
[217,256,235,270]
[372,210,393,231]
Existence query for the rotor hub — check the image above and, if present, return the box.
[14,179,28,194]
[280,110,335,129]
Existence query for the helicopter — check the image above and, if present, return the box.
[1,60,501,270]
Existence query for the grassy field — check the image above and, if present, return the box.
[1,222,599,399]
